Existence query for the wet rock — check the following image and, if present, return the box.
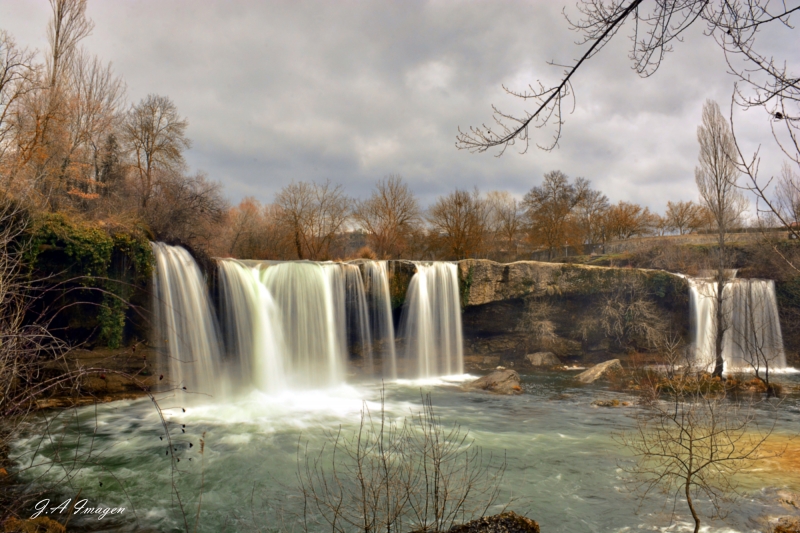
[447,511,540,533]
[575,359,622,384]
[771,516,800,533]
[525,352,561,367]
[465,369,523,395]
[591,398,632,408]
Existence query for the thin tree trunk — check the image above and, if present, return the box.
[686,475,700,533]
[712,230,726,378]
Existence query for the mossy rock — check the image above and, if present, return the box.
[3,516,66,533]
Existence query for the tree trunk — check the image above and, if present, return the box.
[294,226,304,260]
[686,476,700,533]
[712,230,726,378]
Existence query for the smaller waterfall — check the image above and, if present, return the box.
[690,277,786,372]
[363,261,397,378]
[398,262,464,378]
[151,243,224,398]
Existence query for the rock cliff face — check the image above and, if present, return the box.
[456,259,690,364]
[457,259,688,307]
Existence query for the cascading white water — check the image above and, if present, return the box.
[151,244,466,396]
[363,261,397,378]
[342,263,374,375]
[690,277,786,372]
[259,261,347,389]
[398,262,464,378]
[218,260,286,393]
[151,243,224,398]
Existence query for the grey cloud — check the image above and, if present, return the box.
[0,0,795,213]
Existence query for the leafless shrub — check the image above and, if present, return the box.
[296,392,506,533]
[515,298,558,353]
[600,277,667,350]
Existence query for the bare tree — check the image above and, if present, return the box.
[574,187,609,245]
[124,94,190,209]
[521,171,588,259]
[455,0,798,273]
[620,371,776,533]
[665,200,704,236]
[603,200,655,240]
[64,49,125,197]
[353,175,421,259]
[651,213,671,237]
[0,31,36,177]
[46,0,94,91]
[515,297,558,353]
[274,180,351,260]
[27,0,95,208]
[600,275,667,350]
[696,99,748,378]
[776,161,800,229]
[484,190,523,260]
[143,171,227,250]
[427,188,489,260]
[224,197,263,257]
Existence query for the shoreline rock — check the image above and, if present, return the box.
[447,511,540,533]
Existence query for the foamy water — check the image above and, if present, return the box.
[11,373,800,533]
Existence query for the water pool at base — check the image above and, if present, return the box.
[10,372,800,533]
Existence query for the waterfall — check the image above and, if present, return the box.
[690,277,786,372]
[218,260,286,393]
[398,262,464,378]
[216,259,388,392]
[259,261,347,389]
[151,243,224,398]
[151,244,466,396]
[363,261,397,378]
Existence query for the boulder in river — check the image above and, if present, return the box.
[525,352,561,367]
[465,369,523,395]
[770,516,800,533]
[447,511,540,533]
[574,359,622,384]
[591,398,632,408]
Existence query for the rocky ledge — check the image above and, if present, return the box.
[457,259,687,307]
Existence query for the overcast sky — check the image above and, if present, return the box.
[1,1,797,212]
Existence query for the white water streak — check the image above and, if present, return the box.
[399,262,464,378]
[690,277,786,372]
[151,243,223,399]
